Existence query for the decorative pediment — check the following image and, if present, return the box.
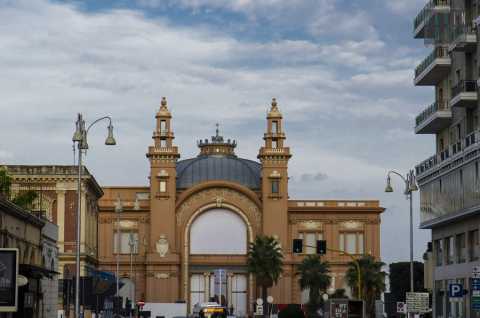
[340,220,363,230]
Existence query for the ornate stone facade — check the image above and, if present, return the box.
[95,98,385,315]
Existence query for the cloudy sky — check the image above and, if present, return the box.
[0,0,435,264]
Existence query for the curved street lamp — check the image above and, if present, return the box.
[72,113,116,318]
[384,169,418,304]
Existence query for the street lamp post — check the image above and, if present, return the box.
[115,196,123,298]
[385,170,418,299]
[72,113,116,318]
[128,233,137,318]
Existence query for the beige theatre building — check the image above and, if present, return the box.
[97,98,384,315]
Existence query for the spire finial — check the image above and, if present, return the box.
[160,97,168,111]
[216,123,220,137]
[271,98,278,110]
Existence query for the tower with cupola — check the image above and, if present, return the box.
[258,98,291,246]
[146,97,181,301]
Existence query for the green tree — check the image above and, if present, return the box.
[12,190,38,210]
[297,255,331,317]
[345,255,386,317]
[247,235,284,311]
[389,261,425,302]
[0,168,37,210]
[0,168,11,197]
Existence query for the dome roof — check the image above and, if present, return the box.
[176,155,261,190]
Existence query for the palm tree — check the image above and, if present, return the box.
[247,235,284,310]
[297,255,331,318]
[345,255,386,317]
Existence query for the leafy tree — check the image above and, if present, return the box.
[12,190,38,210]
[346,255,386,317]
[0,168,11,197]
[389,262,425,302]
[0,168,37,210]
[297,255,331,317]
[247,235,283,311]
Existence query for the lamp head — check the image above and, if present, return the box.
[408,171,419,192]
[385,176,393,193]
[79,131,89,150]
[105,124,116,146]
[72,114,83,142]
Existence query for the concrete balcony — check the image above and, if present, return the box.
[449,24,477,52]
[415,100,452,134]
[414,47,451,86]
[414,0,451,39]
[450,80,478,109]
[415,130,480,177]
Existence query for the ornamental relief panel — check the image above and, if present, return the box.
[176,187,261,229]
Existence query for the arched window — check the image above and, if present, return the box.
[190,208,247,255]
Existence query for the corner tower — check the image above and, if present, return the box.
[146,97,180,301]
[258,98,291,248]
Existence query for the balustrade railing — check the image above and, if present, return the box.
[414,0,450,31]
[415,46,449,78]
[450,22,476,43]
[451,80,477,98]
[415,100,447,127]
[416,130,480,176]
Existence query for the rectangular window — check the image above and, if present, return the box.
[159,180,167,193]
[114,231,139,254]
[435,239,443,266]
[339,232,364,254]
[272,140,278,148]
[299,232,323,255]
[271,180,279,194]
[469,229,480,261]
[446,236,455,264]
[160,139,167,147]
[160,120,167,132]
[456,233,466,263]
[272,121,278,133]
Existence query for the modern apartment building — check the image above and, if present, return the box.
[414,1,480,317]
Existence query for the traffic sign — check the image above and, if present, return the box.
[448,283,464,299]
[472,278,480,311]
[396,302,406,314]
[406,292,429,313]
[256,304,264,315]
[473,266,480,278]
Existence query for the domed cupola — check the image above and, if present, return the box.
[176,124,261,190]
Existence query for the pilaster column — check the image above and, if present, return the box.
[204,272,211,302]
[56,189,66,253]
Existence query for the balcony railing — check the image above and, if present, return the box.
[465,131,476,148]
[415,100,452,134]
[450,23,477,51]
[415,100,447,126]
[415,46,449,78]
[414,0,451,36]
[415,130,480,176]
[451,80,477,98]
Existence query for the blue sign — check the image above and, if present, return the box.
[472,278,480,311]
[448,284,464,298]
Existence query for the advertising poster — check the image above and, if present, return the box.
[0,249,18,312]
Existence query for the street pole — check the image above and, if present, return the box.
[409,192,414,294]
[385,169,418,318]
[72,113,116,318]
[75,143,82,318]
[116,197,122,297]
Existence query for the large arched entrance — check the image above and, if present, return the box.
[185,206,253,317]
